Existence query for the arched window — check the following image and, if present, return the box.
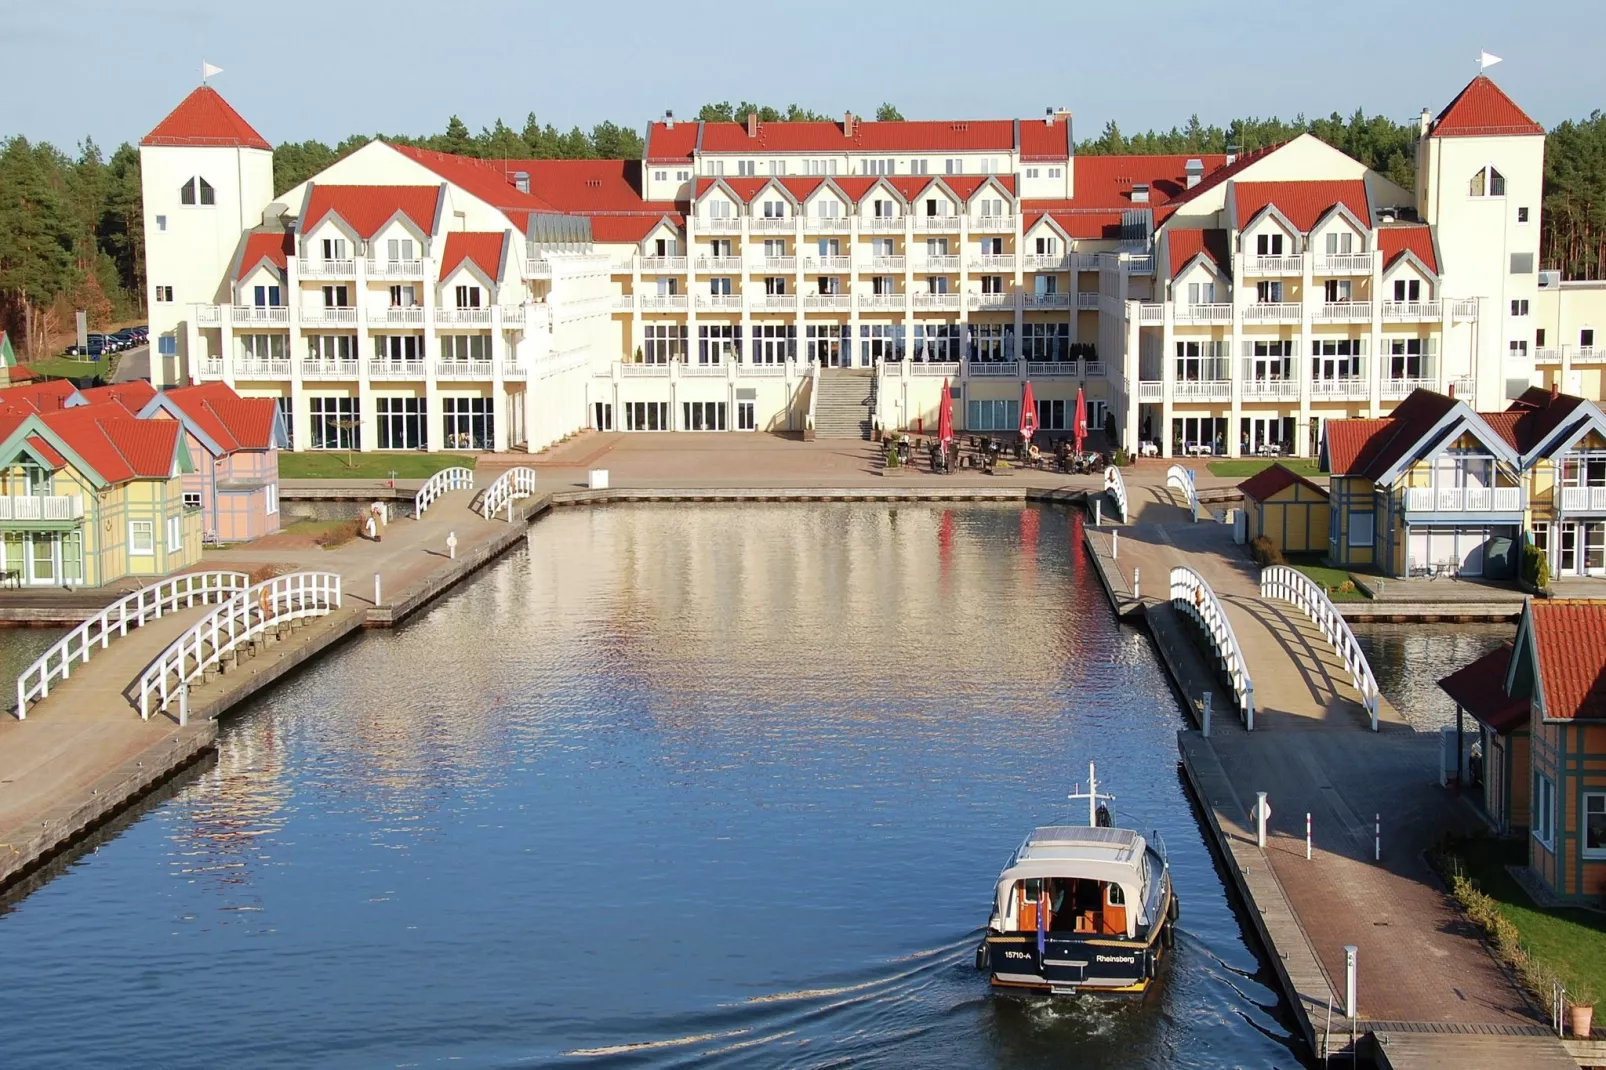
[1469,166,1506,198]
[179,177,215,206]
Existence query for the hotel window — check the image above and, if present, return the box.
[1025,168,1040,179]
[816,237,841,258]
[1388,338,1426,378]
[155,332,174,356]
[1510,253,1534,274]
[439,335,489,362]
[979,237,1003,256]
[1537,328,1546,347]
[979,198,1005,218]
[1509,340,1529,358]
[1256,280,1284,303]
[1533,773,1555,851]
[1033,274,1058,296]
[1048,167,1063,178]
[860,323,903,363]
[643,324,687,363]
[925,198,942,217]
[872,238,895,258]
[1035,237,1057,256]
[817,277,839,295]
[763,239,786,259]
[1469,166,1506,197]
[455,285,482,309]
[376,397,427,450]
[1324,231,1355,256]
[926,237,948,256]
[307,335,356,361]
[654,170,667,181]
[240,334,287,361]
[682,401,727,431]
[1324,279,1353,302]
[128,521,154,555]
[981,276,1004,294]
[1021,323,1068,361]
[155,286,174,302]
[708,200,733,219]
[623,401,668,431]
[769,159,786,176]
[872,199,895,218]
[926,276,949,294]
[765,277,788,295]
[710,161,725,176]
[276,398,292,450]
[1175,340,1227,381]
[737,160,755,176]
[709,277,731,296]
[1348,510,1374,548]
[1187,282,1216,305]
[1250,340,1293,380]
[309,396,359,450]
[1584,329,1596,350]
[911,160,929,175]
[912,324,960,361]
[655,277,679,296]
[966,398,1021,431]
[806,324,849,365]
[699,324,740,363]
[1531,521,1549,555]
[1311,338,1363,379]
[266,483,278,515]
[155,215,167,231]
[676,170,690,181]
[1511,299,1529,316]
[321,238,348,260]
[388,284,418,307]
[1585,793,1606,859]
[1393,278,1421,302]
[816,199,841,218]
[374,335,423,362]
[1256,233,1285,256]
[443,397,493,450]
[872,276,897,295]
[944,158,962,175]
[709,238,733,257]
[970,323,1012,361]
[981,158,999,174]
[179,177,215,206]
[762,200,785,218]
[252,285,282,307]
[385,238,415,262]
[750,324,795,364]
[1517,206,1530,224]
[322,284,350,307]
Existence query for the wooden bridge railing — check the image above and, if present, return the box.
[1260,565,1381,730]
[479,467,539,519]
[415,467,474,518]
[1171,565,1255,730]
[1167,464,1200,521]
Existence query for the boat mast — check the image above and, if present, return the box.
[1067,761,1116,826]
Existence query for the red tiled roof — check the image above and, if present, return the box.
[1023,209,1126,240]
[1530,601,1606,720]
[644,122,700,162]
[233,231,293,279]
[390,146,558,226]
[438,232,506,282]
[1238,463,1328,503]
[301,184,442,241]
[1232,180,1370,233]
[589,215,681,243]
[0,379,79,414]
[1438,643,1529,734]
[141,86,271,150]
[1431,76,1545,138]
[1324,390,1459,478]
[1379,225,1438,275]
[1167,228,1230,279]
[25,434,66,469]
[671,119,1023,158]
[1478,411,1522,450]
[162,382,278,452]
[1019,117,1073,161]
[1500,387,1590,455]
[1166,142,1287,209]
[1061,154,1229,210]
[499,159,671,215]
[78,381,157,412]
[40,402,180,483]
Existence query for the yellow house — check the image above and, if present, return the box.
[0,401,200,587]
[1500,387,1606,580]
[1237,464,1330,556]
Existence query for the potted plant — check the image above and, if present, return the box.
[1569,977,1597,1038]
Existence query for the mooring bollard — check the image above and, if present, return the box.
[1133,566,1140,600]
[373,572,382,607]
[1374,813,1381,861]
[1202,691,1213,737]
[447,531,458,560]
[1112,528,1119,559]
[1306,812,1312,860]
[1255,792,1270,849]
[178,682,189,727]
[1344,945,1358,1019]
[1092,499,1101,527]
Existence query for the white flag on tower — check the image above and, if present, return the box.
[202,60,224,83]
[1479,51,1503,70]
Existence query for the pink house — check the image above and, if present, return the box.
[138,383,285,542]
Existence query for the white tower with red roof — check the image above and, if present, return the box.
[1417,74,1547,411]
[140,86,275,387]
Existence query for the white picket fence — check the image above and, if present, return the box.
[1260,565,1381,730]
[1171,566,1256,730]
[480,467,539,519]
[415,467,474,518]
[13,571,251,720]
[1167,464,1200,521]
[1103,465,1128,522]
[135,571,343,720]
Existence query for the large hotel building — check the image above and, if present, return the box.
[140,76,1606,458]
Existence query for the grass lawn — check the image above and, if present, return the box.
[1206,458,1324,479]
[20,355,109,384]
[1449,837,1606,1000]
[1282,554,1371,600]
[280,517,360,549]
[276,453,478,480]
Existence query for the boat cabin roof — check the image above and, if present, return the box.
[995,826,1150,903]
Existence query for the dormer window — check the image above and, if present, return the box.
[1469,166,1506,197]
[180,177,215,206]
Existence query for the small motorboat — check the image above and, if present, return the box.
[976,763,1178,996]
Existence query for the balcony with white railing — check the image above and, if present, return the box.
[970,253,1016,271]
[1450,375,1475,397]
[300,306,359,325]
[858,294,906,311]
[1023,254,1071,271]
[195,304,221,326]
[0,495,84,522]
[300,359,360,380]
[870,255,906,272]
[1559,485,1606,514]
[1403,484,1524,515]
[1124,254,1156,276]
[1085,360,1106,376]
[1534,347,1562,364]
[1138,303,1165,324]
[639,294,689,312]
[968,361,1019,378]
[913,292,961,311]
[1381,300,1442,322]
[972,293,1020,311]
[1450,299,1479,320]
[1175,302,1232,324]
[197,358,224,378]
[804,216,852,232]
[640,256,689,273]
[1173,379,1233,401]
[1575,346,1605,364]
[697,294,743,311]
[1020,292,1068,310]
[919,255,959,272]
[1314,301,1373,323]
[1310,377,1368,400]
[1138,381,1164,401]
[750,216,794,233]
[1241,377,1301,400]
[367,360,426,380]
[915,216,960,232]
[972,215,1014,233]
[435,307,494,325]
[681,362,728,377]
[756,294,798,311]
[1243,302,1302,324]
[695,255,744,272]
[806,255,851,272]
[1314,254,1373,275]
[231,305,290,325]
[803,294,851,311]
[366,259,424,278]
[1244,254,1304,276]
[368,307,425,325]
[1077,291,1100,310]
[232,359,291,379]
[1025,361,1079,378]
[866,216,905,232]
[621,362,672,377]
[502,360,528,380]
[757,256,797,272]
[435,360,494,379]
[1382,376,1436,399]
[701,216,743,233]
[527,256,553,277]
[297,258,356,278]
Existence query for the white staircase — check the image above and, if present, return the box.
[813,369,875,439]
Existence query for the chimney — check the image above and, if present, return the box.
[1447,382,1456,399]
[664,109,674,131]
[746,112,759,138]
[1552,380,1560,399]
[1130,183,1150,205]
[843,111,855,138]
[513,171,529,194]
[1045,107,1055,127]
[1225,143,1240,168]
[1418,107,1430,137]
[1184,158,1204,189]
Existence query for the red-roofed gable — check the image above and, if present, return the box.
[1431,75,1545,138]
[1530,601,1606,720]
[1379,225,1438,275]
[41,403,181,483]
[1063,154,1229,209]
[1439,643,1529,734]
[645,122,700,162]
[1500,387,1593,456]
[1237,463,1327,503]
[232,231,293,279]
[589,215,682,243]
[390,145,558,227]
[0,379,79,414]
[141,86,271,150]
[500,160,669,215]
[1232,180,1370,233]
[301,184,442,241]
[1324,390,1463,479]
[1324,419,1394,477]
[78,381,157,412]
[1167,229,1230,279]
[1478,411,1522,450]
[161,382,278,452]
[1020,117,1073,162]
[686,119,1022,157]
[438,232,507,282]
[1166,143,1287,210]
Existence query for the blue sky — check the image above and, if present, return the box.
[8,0,1605,152]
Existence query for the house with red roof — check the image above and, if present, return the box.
[1237,463,1330,555]
[138,382,286,542]
[1437,597,1606,901]
[0,402,201,587]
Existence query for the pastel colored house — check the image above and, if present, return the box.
[138,382,285,542]
[1438,599,1606,901]
[1237,463,1330,556]
[0,402,201,587]
[1504,387,1606,579]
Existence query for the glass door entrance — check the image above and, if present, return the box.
[0,531,77,587]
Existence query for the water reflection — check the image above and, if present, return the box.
[0,505,1301,1069]
[1354,623,1511,729]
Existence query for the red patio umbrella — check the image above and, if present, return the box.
[1020,380,1038,446]
[938,378,955,447]
[1073,386,1088,454]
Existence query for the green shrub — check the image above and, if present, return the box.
[1112,447,1129,467]
[1522,544,1550,589]
[1249,534,1283,567]
[884,445,900,468]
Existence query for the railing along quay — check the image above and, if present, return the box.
[136,572,343,720]
[415,467,474,518]
[1170,566,1255,729]
[1259,566,1381,730]
[480,467,539,519]
[14,571,251,720]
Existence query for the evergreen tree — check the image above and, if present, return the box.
[875,103,904,122]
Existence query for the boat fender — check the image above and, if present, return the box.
[974,943,990,971]
[1144,948,1158,980]
[1161,920,1175,951]
[1168,895,1180,923]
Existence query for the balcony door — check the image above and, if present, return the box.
[0,531,79,587]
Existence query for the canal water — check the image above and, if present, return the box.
[0,504,1304,1069]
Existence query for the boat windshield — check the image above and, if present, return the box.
[1010,876,1132,937]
